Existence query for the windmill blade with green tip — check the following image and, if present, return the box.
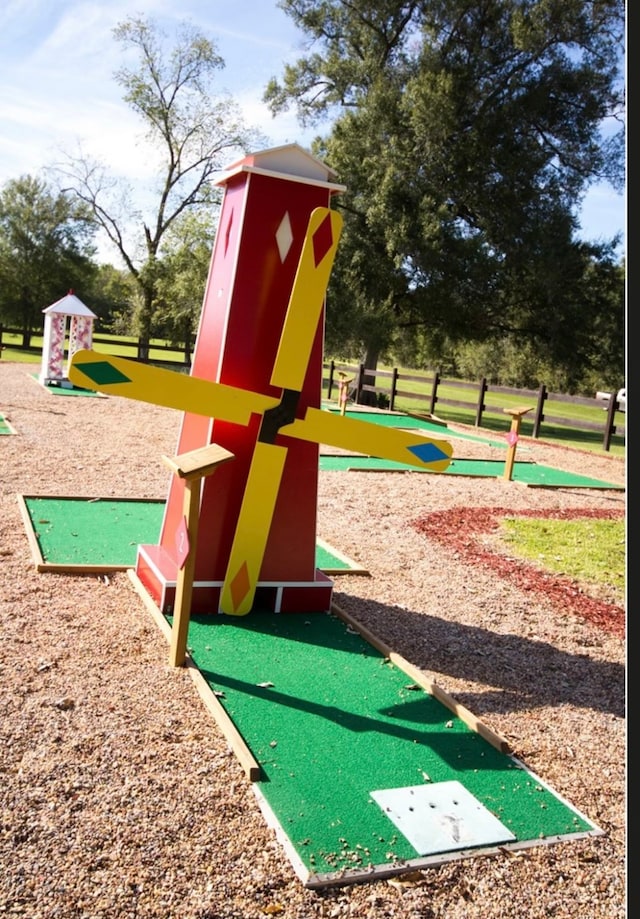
[68,349,279,426]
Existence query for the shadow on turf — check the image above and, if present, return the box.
[186,602,623,721]
[194,664,518,779]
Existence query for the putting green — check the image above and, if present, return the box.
[177,608,601,886]
[31,374,104,396]
[319,454,622,489]
[0,413,15,434]
[18,494,603,886]
[18,497,364,574]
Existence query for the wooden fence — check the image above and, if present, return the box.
[324,360,625,452]
[0,327,192,364]
[0,326,624,451]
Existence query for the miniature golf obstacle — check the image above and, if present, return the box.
[503,405,534,481]
[39,291,97,387]
[161,443,235,667]
[137,146,346,617]
[69,144,452,618]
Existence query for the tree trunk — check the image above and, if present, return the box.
[136,291,154,362]
[357,345,380,407]
[183,316,192,367]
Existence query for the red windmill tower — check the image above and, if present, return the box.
[69,145,452,619]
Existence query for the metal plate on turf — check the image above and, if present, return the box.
[370,781,516,855]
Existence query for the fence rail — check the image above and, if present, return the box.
[0,326,192,364]
[0,326,624,452]
[324,360,625,452]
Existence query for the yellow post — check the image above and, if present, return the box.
[161,443,235,667]
[503,405,534,481]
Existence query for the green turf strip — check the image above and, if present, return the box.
[323,406,506,446]
[314,540,364,573]
[319,455,622,488]
[23,497,165,566]
[31,374,102,396]
[21,497,360,572]
[181,609,597,881]
[0,413,15,434]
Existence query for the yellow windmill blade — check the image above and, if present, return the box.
[220,207,343,615]
[283,407,453,472]
[271,207,343,390]
[68,348,278,425]
[219,442,288,616]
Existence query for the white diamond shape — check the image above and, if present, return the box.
[275,212,293,262]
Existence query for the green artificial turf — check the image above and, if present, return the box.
[319,454,622,489]
[20,497,362,573]
[22,497,165,567]
[31,374,103,396]
[180,609,600,884]
[0,413,15,434]
[19,496,602,884]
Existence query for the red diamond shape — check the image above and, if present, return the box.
[230,561,251,611]
[312,213,333,267]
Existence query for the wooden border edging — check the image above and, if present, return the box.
[127,569,262,782]
[17,494,47,571]
[331,601,512,755]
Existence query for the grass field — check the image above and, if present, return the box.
[0,331,188,367]
[498,516,625,605]
[323,364,625,458]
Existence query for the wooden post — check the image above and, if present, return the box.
[503,405,534,481]
[475,377,488,426]
[390,367,399,411]
[337,372,354,415]
[326,359,335,400]
[532,384,547,438]
[161,443,235,667]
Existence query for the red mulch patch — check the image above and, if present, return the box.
[412,507,625,638]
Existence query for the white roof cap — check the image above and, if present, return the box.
[215,142,346,192]
[43,291,97,318]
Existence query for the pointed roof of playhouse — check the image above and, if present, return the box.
[43,290,97,318]
[215,143,346,192]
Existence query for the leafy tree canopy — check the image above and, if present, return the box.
[0,175,97,343]
[266,0,625,389]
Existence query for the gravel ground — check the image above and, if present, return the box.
[0,361,626,918]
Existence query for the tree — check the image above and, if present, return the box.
[0,175,97,346]
[574,257,626,394]
[153,210,217,363]
[267,0,625,390]
[83,264,139,334]
[54,15,263,359]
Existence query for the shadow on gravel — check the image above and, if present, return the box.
[332,593,625,721]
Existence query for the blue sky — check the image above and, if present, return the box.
[0,0,626,260]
